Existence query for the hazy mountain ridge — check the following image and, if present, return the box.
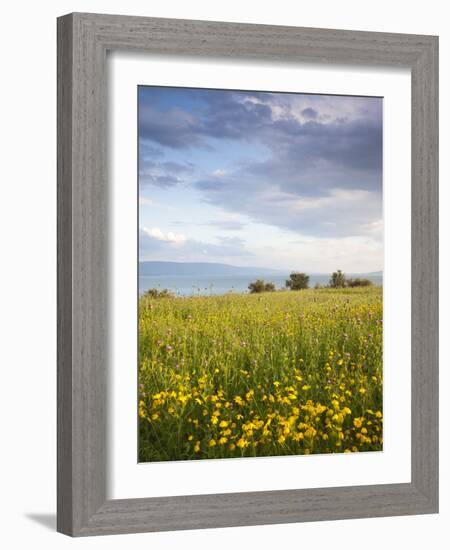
[139,261,284,277]
[139,261,382,278]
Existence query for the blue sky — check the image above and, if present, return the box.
[138,86,383,273]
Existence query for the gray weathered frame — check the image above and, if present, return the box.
[57,12,438,537]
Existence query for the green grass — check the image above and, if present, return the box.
[138,287,383,462]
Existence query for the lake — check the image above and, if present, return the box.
[139,273,383,296]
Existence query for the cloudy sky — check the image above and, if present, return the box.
[138,86,383,273]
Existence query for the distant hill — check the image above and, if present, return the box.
[139,261,284,277]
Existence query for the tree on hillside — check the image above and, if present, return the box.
[329,270,346,288]
[248,279,276,293]
[285,272,309,291]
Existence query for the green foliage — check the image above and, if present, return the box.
[346,278,373,288]
[286,272,310,290]
[264,281,276,292]
[143,288,174,299]
[248,279,276,293]
[329,270,346,288]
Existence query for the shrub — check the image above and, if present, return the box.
[248,279,265,293]
[248,280,276,293]
[286,272,309,290]
[329,270,346,288]
[143,288,174,299]
[347,278,373,288]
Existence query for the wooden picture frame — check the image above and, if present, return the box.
[57,12,438,536]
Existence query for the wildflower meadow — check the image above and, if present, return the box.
[138,287,383,462]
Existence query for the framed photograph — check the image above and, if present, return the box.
[57,13,438,536]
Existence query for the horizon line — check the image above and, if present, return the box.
[139,259,383,275]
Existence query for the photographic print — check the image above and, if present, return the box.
[138,86,383,462]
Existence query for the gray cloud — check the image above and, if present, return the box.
[204,220,246,231]
[139,89,278,151]
[170,219,247,231]
[301,107,318,119]
[139,88,382,239]
[139,159,194,188]
[195,174,382,239]
[139,228,251,262]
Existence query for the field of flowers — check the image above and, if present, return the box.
[138,287,383,462]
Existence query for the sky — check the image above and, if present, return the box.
[138,86,383,273]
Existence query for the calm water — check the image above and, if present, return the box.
[139,273,382,296]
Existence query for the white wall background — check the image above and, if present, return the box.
[0,1,447,548]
